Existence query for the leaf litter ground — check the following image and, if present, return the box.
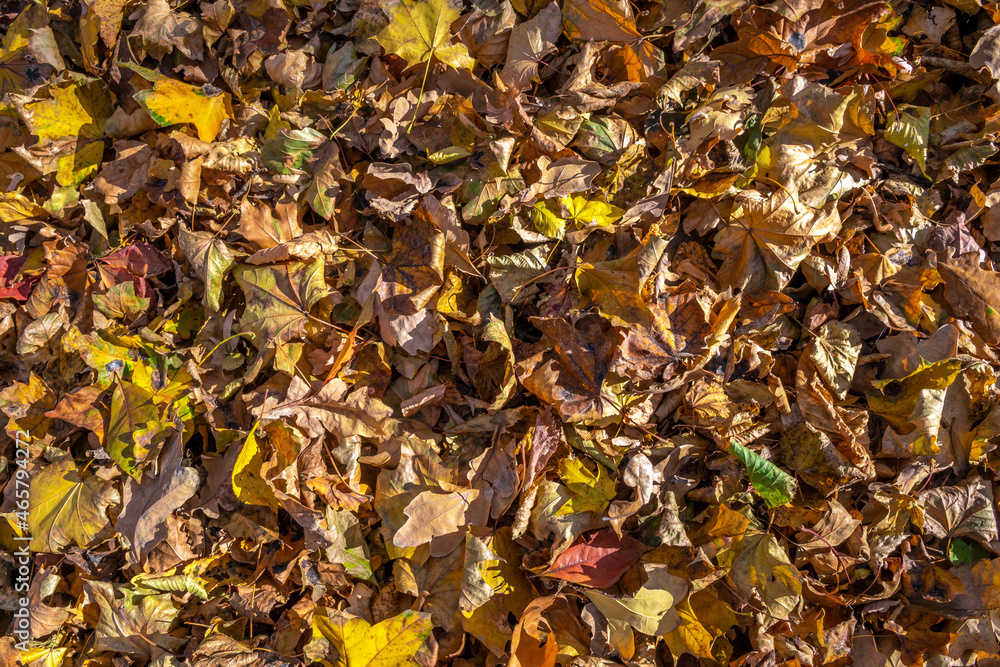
[6,0,1000,665]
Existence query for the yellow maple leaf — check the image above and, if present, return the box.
[312,609,433,667]
[376,0,475,71]
[556,457,616,516]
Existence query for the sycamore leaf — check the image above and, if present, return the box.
[575,255,652,328]
[28,453,119,552]
[556,458,616,516]
[729,442,797,508]
[312,609,434,667]
[132,0,203,61]
[234,259,326,349]
[714,189,841,293]
[885,106,930,176]
[806,321,861,401]
[16,78,110,142]
[473,314,517,411]
[516,315,616,422]
[561,195,623,227]
[376,0,475,70]
[530,201,566,239]
[375,215,445,317]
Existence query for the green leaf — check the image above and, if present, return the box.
[885,106,930,176]
[729,442,797,508]
[948,537,990,566]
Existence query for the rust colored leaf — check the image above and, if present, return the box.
[541,528,645,587]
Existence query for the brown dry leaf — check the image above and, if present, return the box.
[938,252,1000,345]
[238,199,303,250]
[516,315,617,422]
[393,487,487,557]
[714,189,841,292]
[501,3,562,92]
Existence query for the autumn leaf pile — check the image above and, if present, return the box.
[9,0,1000,664]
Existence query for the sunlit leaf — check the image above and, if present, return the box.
[729,442,797,508]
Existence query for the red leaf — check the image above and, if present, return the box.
[101,242,170,277]
[540,528,646,588]
[0,255,37,300]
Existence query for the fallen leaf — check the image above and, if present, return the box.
[377,0,476,71]
[29,453,120,552]
[311,609,433,667]
[122,63,233,142]
[541,528,645,587]
[585,563,688,636]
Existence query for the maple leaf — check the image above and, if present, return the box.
[376,0,475,71]
[310,609,434,667]
[120,62,233,142]
[234,259,327,349]
[28,453,120,552]
[516,315,617,423]
[714,189,841,292]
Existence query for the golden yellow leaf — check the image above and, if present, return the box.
[376,0,475,70]
[556,458,616,516]
[312,609,433,667]
[121,63,233,141]
[231,423,279,511]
